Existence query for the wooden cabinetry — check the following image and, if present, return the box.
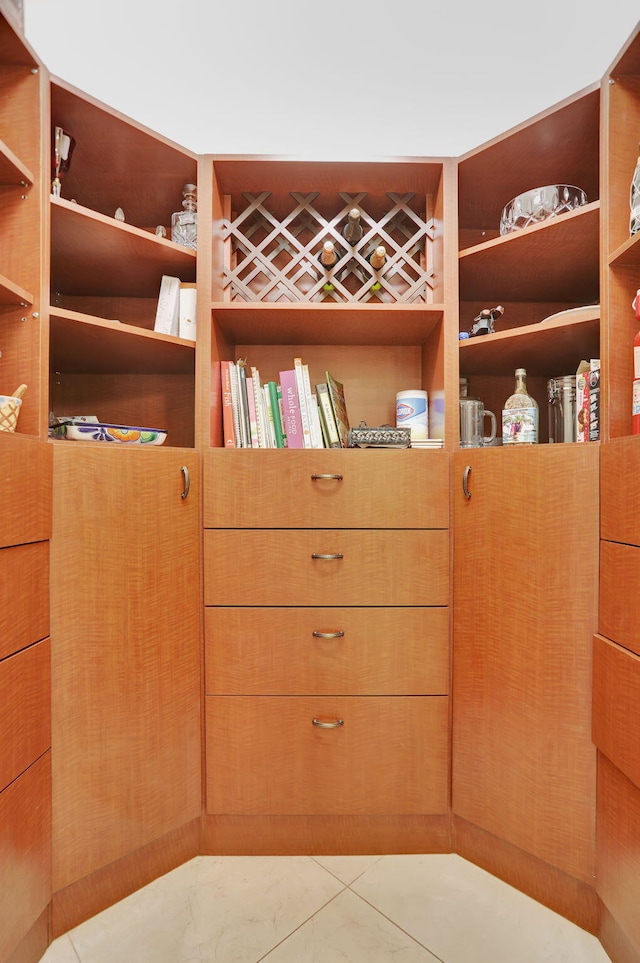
[203,449,450,854]
[0,431,52,963]
[49,445,201,934]
[452,445,599,930]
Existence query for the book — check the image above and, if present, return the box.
[263,385,277,447]
[154,275,180,335]
[325,370,350,448]
[279,369,304,448]
[250,365,269,448]
[220,360,236,448]
[293,357,312,448]
[245,376,260,447]
[228,361,242,447]
[300,361,324,448]
[276,384,287,448]
[178,282,197,340]
[236,360,251,447]
[316,382,341,447]
[267,380,286,448]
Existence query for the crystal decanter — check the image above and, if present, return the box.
[171,183,197,250]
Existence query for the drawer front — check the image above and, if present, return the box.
[0,640,51,792]
[0,433,52,548]
[600,541,640,656]
[206,695,449,815]
[205,607,449,695]
[0,542,49,661]
[593,635,640,790]
[203,449,449,529]
[601,437,640,546]
[204,530,449,606]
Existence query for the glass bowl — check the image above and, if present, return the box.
[499,184,587,235]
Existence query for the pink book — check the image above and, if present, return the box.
[279,369,304,448]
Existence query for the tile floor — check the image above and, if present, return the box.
[39,853,611,963]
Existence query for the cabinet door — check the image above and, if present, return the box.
[50,445,201,891]
[452,445,598,882]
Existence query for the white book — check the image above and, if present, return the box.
[178,282,197,340]
[154,275,180,335]
[250,366,269,448]
[293,357,312,448]
[301,362,324,448]
[228,361,242,448]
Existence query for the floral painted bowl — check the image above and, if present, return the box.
[51,422,167,445]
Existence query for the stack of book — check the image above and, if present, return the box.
[220,358,350,449]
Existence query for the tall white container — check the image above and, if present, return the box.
[396,389,429,441]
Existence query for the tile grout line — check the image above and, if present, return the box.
[254,885,350,963]
[345,884,449,963]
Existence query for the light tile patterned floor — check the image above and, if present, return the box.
[39,854,611,963]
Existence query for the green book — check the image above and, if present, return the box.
[267,381,285,448]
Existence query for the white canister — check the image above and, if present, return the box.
[396,389,429,441]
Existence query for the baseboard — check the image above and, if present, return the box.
[6,910,48,963]
[204,814,452,856]
[50,817,202,938]
[452,815,598,934]
[600,903,640,963]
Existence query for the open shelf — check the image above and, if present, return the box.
[50,308,195,375]
[211,302,445,347]
[0,270,32,306]
[0,136,32,186]
[609,231,640,269]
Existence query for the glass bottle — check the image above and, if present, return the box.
[631,145,640,236]
[502,367,538,445]
[342,208,363,244]
[171,183,197,250]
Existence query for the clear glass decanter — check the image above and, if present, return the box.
[171,183,197,250]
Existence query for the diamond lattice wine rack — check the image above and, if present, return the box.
[222,191,436,303]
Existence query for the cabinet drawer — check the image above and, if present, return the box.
[206,695,449,815]
[0,640,50,792]
[593,635,640,790]
[0,433,51,548]
[601,437,640,545]
[204,530,449,606]
[203,449,449,529]
[205,607,449,695]
[600,541,640,656]
[0,542,49,661]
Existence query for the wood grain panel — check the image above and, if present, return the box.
[453,816,598,935]
[0,755,51,963]
[601,437,640,544]
[593,635,640,790]
[600,904,640,963]
[597,754,640,959]
[51,445,201,891]
[206,695,449,816]
[203,448,449,528]
[452,445,599,883]
[0,640,50,792]
[205,530,449,606]
[206,607,449,695]
[600,542,640,654]
[204,814,451,856]
[0,433,51,547]
[6,910,48,963]
[0,542,48,660]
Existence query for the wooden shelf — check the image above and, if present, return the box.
[459,308,600,376]
[0,271,32,306]
[49,308,195,374]
[459,202,600,302]
[211,301,445,346]
[0,137,33,186]
[609,231,640,269]
[50,197,196,298]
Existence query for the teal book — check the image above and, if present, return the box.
[267,381,285,448]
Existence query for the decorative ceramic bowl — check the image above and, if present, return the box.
[51,422,167,445]
[499,184,587,235]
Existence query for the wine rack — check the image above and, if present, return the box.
[222,191,436,303]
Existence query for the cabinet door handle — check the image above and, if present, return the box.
[311,473,343,481]
[311,552,344,560]
[312,718,344,728]
[462,465,472,500]
[312,630,345,639]
[180,465,190,499]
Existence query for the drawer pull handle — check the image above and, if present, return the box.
[180,465,190,500]
[312,630,345,639]
[312,718,344,728]
[311,553,344,560]
[462,465,472,500]
[311,473,343,481]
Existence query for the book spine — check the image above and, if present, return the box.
[228,361,242,447]
[220,361,236,448]
[279,369,304,448]
[267,381,285,448]
[245,376,260,447]
[276,384,288,448]
[301,362,324,448]
[293,357,312,448]
[236,362,251,447]
[154,275,180,336]
[316,382,341,447]
[263,385,277,447]
[178,282,197,340]
[250,366,267,448]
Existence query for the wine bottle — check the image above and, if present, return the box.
[319,240,339,268]
[367,245,387,269]
[631,145,640,235]
[502,367,538,445]
[342,208,363,244]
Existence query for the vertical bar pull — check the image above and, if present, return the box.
[462,465,472,500]
[181,465,190,500]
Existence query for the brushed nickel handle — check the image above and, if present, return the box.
[312,718,344,728]
[312,630,345,639]
[311,473,343,480]
[181,465,190,500]
[311,552,344,560]
[462,465,472,500]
